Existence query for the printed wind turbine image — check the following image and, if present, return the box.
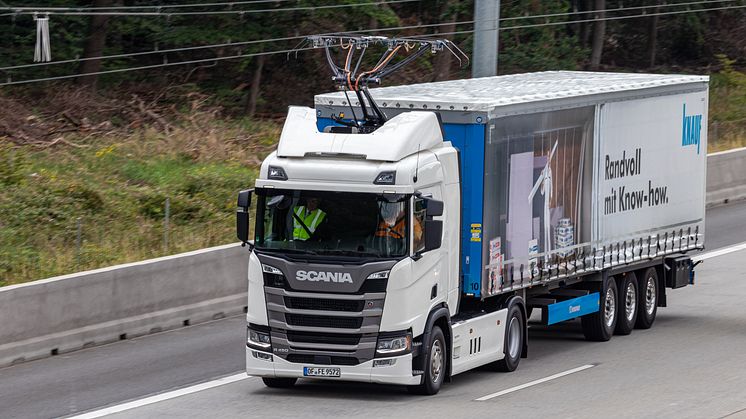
[528,140,559,263]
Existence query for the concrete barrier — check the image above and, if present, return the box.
[707,147,746,207]
[0,243,248,367]
[0,149,744,368]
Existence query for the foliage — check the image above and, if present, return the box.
[0,112,279,285]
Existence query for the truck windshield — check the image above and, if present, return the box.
[254,189,409,259]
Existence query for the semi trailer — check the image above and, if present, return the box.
[236,70,708,395]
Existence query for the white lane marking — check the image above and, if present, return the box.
[475,364,595,401]
[69,372,250,418]
[693,241,746,262]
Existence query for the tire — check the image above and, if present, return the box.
[581,276,618,342]
[262,377,297,388]
[614,272,638,336]
[491,304,524,372]
[408,326,446,395]
[635,267,659,329]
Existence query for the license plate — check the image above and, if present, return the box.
[303,367,341,377]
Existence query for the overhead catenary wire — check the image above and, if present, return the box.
[2,1,744,87]
[2,0,325,11]
[423,2,746,38]
[2,0,738,73]
[1,0,421,16]
[0,47,314,87]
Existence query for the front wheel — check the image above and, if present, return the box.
[408,326,446,395]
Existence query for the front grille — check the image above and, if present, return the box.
[285,314,363,329]
[287,331,361,346]
[287,354,359,366]
[285,296,363,312]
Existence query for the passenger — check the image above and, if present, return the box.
[374,202,423,252]
[292,197,326,241]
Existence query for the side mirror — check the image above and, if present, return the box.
[424,198,443,217]
[423,220,443,252]
[237,189,253,245]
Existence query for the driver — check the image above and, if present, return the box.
[292,197,326,241]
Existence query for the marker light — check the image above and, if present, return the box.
[374,171,396,185]
[268,166,288,180]
[366,271,390,280]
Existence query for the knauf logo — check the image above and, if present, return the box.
[681,104,702,154]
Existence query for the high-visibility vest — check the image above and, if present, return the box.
[292,206,326,241]
[376,217,406,239]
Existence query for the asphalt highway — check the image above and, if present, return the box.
[1,202,745,419]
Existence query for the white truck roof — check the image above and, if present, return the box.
[315,71,709,115]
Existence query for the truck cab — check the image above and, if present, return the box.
[242,106,464,392]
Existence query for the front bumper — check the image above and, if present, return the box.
[246,347,421,386]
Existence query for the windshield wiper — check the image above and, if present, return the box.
[316,249,382,258]
[256,247,318,256]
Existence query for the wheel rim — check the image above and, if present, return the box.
[645,277,656,316]
[604,287,616,328]
[508,315,521,359]
[430,339,443,383]
[625,282,636,322]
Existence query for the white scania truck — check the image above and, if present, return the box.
[236,69,708,395]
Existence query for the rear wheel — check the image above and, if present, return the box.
[581,276,618,341]
[614,272,638,335]
[408,326,446,395]
[635,268,659,329]
[262,377,297,388]
[492,304,524,372]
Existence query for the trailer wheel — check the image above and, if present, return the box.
[581,276,617,341]
[491,304,524,372]
[614,272,638,335]
[408,326,446,395]
[635,268,659,329]
[262,377,297,388]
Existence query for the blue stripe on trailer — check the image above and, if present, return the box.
[547,292,600,325]
[441,123,485,298]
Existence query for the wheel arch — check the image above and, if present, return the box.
[419,304,452,382]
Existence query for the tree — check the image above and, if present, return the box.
[646,0,661,68]
[589,0,605,70]
[78,0,116,88]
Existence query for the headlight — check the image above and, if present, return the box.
[262,264,283,275]
[247,326,271,351]
[376,332,412,356]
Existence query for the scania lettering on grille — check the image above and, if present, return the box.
[295,270,353,283]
